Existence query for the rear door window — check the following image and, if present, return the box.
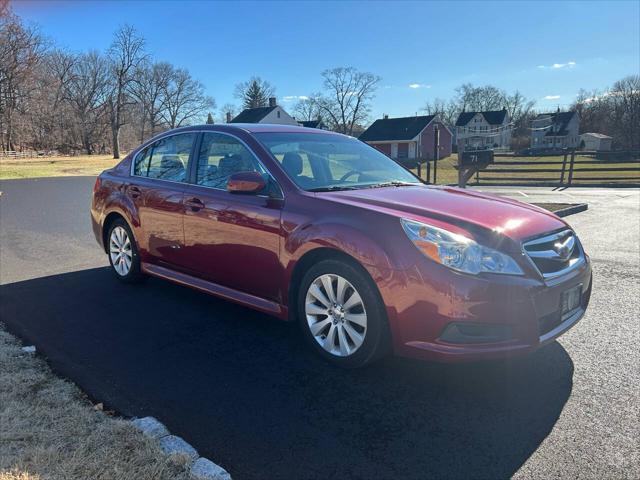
[133,133,196,182]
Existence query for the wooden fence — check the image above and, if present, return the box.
[400,150,640,188]
[0,151,45,159]
[470,150,640,187]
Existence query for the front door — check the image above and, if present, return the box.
[129,132,196,267]
[181,132,283,302]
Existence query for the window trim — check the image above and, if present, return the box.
[130,129,283,199]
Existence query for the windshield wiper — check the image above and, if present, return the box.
[307,185,360,192]
[363,181,421,189]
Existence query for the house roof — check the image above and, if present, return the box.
[299,120,323,129]
[455,109,508,127]
[359,115,436,141]
[230,106,277,123]
[535,111,577,137]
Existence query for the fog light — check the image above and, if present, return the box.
[439,322,513,344]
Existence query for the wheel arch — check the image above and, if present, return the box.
[287,247,384,322]
[101,211,134,254]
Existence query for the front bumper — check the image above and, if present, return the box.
[379,251,592,363]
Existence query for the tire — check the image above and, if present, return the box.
[298,259,390,368]
[106,218,144,283]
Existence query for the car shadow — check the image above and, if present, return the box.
[0,267,574,480]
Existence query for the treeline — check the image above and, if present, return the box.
[2,6,637,157]
[572,76,640,150]
[423,77,640,150]
[0,11,214,157]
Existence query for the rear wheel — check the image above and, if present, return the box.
[298,259,389,368]
[107,219,143,283]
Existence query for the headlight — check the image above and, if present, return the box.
[400,219,524,275]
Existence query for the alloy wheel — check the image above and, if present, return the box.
[305,274,367,357]
[109,226,133,276]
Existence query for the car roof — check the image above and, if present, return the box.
[164,123,346,136]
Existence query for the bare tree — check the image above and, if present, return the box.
[131,61,172,141]
[26,49,76,151]
[454,83,506,112]
[0,13,46,150]
[423,97,458,128]
[64,51,110,154]
[572,75,640,150]
[313,67,380,135]
[293,97,320,121]
[161,67,215,128]
[234,76,275,109]
[106,24,146,158]
[219,103,238,122]
[610,75,640,149]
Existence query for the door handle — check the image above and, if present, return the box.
[128,185,141,198]
[185,197,205,212]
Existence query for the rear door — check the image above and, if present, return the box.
[128,132,197,268]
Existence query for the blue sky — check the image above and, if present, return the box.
[13,0,640,121]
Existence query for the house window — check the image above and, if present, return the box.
[277,111,281,118]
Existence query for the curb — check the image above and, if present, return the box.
[132,416,231,480]
[553,203,588,218]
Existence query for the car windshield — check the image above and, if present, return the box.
[255,132,421,191]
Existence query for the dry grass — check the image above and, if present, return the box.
[0,155,119,180]
[0,326,191,480]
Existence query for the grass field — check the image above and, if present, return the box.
[0,155,119,180]
[412,154,640,185]
[1,152,638,185]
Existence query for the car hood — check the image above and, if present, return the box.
[320,185,567,243]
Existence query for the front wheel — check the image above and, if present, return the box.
[107,219,144,283]
[298,259,390,368]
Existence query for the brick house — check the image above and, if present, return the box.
[531,110,580,149]
[359,115,452,160]
[455,108,511,150]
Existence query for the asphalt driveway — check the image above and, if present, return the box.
[1,177,638,479]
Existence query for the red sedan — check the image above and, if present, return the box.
[91,124,592,367]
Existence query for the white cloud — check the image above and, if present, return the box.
[409,83,431,89]
[538,61,576,70]
[282,95,309,102]
[544,95,561,100]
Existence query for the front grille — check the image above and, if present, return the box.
[523,230,582,278]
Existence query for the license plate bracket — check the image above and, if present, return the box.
[561,284,582,320]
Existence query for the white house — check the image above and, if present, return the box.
[580,132,612,151]
[229,97,298,126]
[455,108,511,151]
[531,110,580,149]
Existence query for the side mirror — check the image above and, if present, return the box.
[227,171,266,194]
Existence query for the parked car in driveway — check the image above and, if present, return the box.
[91,124,592,367]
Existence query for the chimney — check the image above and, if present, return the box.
[226,112,232,123]
[269,97,277,107]
[383,114,389,120]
